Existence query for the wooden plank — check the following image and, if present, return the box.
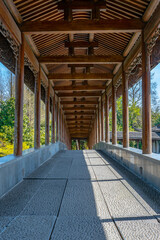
[21,19,144,34]
[54,85,106,91]
[39,55,123,64]
[65,41,98,48]
[61,101,98,105]
[0,0,21,43]
[49,73,113,80]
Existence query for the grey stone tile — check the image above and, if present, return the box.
[51,216,121,240]
[116,220,160,240]
[59,180,109,218]
[69,165,95,179]
[0,215,56,240]
[22,180,66,216]
[0,180,43,216]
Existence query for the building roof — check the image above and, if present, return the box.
[110,131,160,141]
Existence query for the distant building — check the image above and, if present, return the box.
[110,126,160,153]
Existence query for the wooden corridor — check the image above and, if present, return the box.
[0,150,160,240]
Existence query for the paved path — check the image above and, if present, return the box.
[0,150,160,239]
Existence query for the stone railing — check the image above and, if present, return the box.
[94,142,160,192]
[0,142,67,198]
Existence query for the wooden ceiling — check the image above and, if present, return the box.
[4,0,155,139]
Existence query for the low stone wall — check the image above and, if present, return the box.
[0,142,67,198]
[94,142,160,192]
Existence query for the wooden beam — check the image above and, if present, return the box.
[0,0,21,43]
[67,120,92,123]
[58,0,106,11]
[40,68,48,88]
[21,19,144,34]
[49,73,113,81]
[69,127,90,130]
[68,124,90,127]
[63,107,96,111]
[58,92,101,97]
[54,85,106,91]
[4,0,22,24]
[67,117,93,121]
[68,64,94,68]
[24,36,39,72]
[65,112,95,115]
[111,2,160,90]
[61,101,98,105]
[38,55,123,64]
[65,41,98,49]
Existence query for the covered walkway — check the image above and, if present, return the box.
[0,150,160,240]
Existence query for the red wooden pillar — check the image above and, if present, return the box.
[57,99,59,142]
[45,82,50,145]
[95,112,97,144]
[59,106,61,142]
[112,82,117,145]
[98,104,100,142]
[105,93,110,142]
[51,92,55,143]
[122,63,129,148]
[34,67,41,149]
[101,96,104,141]
[142,31,152,154]
[14,33,25,156]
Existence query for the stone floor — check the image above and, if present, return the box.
[0,150,160,240]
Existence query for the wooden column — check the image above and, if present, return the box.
[95,114,97,144]
[98,105,100,142]
[51,93,55,143]
[142,31,152,154]
[14,33,24,156]
[105,93,110,142]
[57,99,59,141]
[122,64,129,148]
[34,68,41,149]
[112,82,117,145]
[45,83,50,145]
[101,96,104,141]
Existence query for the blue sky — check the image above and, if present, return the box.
[151,63,160,98]
[0,61,160,96]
